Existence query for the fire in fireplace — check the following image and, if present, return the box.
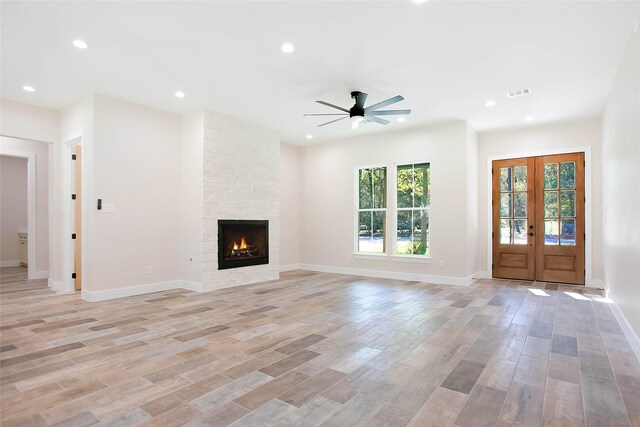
[218,220,268,270]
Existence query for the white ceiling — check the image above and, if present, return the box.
[2,1,638,145]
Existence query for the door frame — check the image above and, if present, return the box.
[62,132,86,293]
[0,148,37,280]
[486,146,595,286]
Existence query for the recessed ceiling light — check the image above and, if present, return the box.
[22,85,35,92]
[280,43,295,53]
[175,91,185,98]
[485,100,497,107]
[306,134,313,139]
[409,0,428,4]
[525,116,534,122]
[397,117,406,122]
[72,39,88,49]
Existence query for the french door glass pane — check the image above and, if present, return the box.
[560,162,575,189]
[561,219,576,245]
[514,220,527,245]
[514,193,527,218]
[500,167,513,192]
[544,163,558,189]
[514,166,527,191]
[544,191,558,217]
[500,193,512,218]
[560,190,576,217]
[500,219,513,244]
[545,220,559,245]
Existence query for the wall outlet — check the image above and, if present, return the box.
[439,260,445,269]
[147,265,153,274]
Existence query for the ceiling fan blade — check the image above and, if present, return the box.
[316,100,350,113]
[303,113,349,116]
[354,92,368,109]
[364,95,404,113]
[318,116,348,127]
[364,115,390,126]
[367,109,411,116]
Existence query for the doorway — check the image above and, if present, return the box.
[492,152,585,284]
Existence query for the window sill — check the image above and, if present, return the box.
[391,255,432,263]
[351,252,388,260]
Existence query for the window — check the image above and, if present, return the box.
[357,166,386,253]
[397,163,430,256]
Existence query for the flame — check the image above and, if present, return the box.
[233,242,238,250]
[240,237,247,249]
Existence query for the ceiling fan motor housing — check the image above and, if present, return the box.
[350,91,365,118]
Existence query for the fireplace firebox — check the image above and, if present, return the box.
[218,220,269,270]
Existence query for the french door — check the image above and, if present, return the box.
[492,152,585,284]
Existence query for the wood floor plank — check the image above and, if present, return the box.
[0,267,634,426]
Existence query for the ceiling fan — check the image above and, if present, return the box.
[304,91,411,129]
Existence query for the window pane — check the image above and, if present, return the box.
[358,211,372,252]
[500,193,512,218]
[371,211,385,253]
[514,192,527,218]
[500,167,512,192]
[397,166,412,208]
[544,163,558,189]
[414,163,430,207]
[514,166,527,191]
[397,211,412,254]
[372,167,386,209]
[545,220,559,245]
[560,162,575,189]
[544,191,558,218]
[561,219,576,246]
[514,219,527,245]
[359,169,373,209]
[412,209,429,255]
[560,190,575,217]
[500,219,512,244]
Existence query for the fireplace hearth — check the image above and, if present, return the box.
[218,220,269,270]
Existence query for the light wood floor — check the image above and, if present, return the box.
[1,269,638,426]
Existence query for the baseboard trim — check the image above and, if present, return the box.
[607,288,640,363]
[588,278,605,289]
[81,280,204,302]
[0,260,21,268]
[298,263,474,287]
[280,263,302,272]
[30,270,49,280]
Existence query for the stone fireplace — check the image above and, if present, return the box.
[218,220,269,270]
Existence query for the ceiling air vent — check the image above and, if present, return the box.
[507,88,531,98]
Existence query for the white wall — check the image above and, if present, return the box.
[476,117,603,283]
[0,137,49,272]
[280,143,302,267]
[0,99,58,143]
[0,155,27,265]
[602,32,640,337]
[88,94,182,293]
[298,121,477,283]
[202,110,280,290]
[180,110,204,284]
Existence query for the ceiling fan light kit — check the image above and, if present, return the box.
[304,90,411,129]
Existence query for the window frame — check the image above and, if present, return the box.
[394,161,431,258]
[354,164,388,254]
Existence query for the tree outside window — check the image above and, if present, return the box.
[358,167,386,253]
